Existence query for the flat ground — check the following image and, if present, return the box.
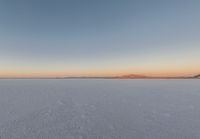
[0,79,200,139]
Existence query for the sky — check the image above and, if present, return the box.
[0,0,200,77]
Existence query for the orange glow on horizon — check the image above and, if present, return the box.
[0,65,199,78]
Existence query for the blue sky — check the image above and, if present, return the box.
[0,0,200,77]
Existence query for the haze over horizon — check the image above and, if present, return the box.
[0,0,200,78]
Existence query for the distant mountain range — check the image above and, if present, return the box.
[116,74,149,79]
[62,74,200,79]
[193,74,200,78]
[117,74,200,79]
[0,74,199,79]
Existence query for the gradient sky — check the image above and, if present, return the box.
[0,0,200,77]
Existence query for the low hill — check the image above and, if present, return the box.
[193,74,200,78]
[117,74,149,79]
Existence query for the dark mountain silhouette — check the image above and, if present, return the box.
[117,73,200,79]
[193,74,200,78]
[30,74,200,79]
[117,74,149,79]
[1,74,199,79]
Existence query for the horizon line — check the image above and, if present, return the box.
[0,73,199,79]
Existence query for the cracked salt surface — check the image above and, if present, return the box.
[0,79,200,139]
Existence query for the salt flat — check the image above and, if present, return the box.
[0,79,200,139]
